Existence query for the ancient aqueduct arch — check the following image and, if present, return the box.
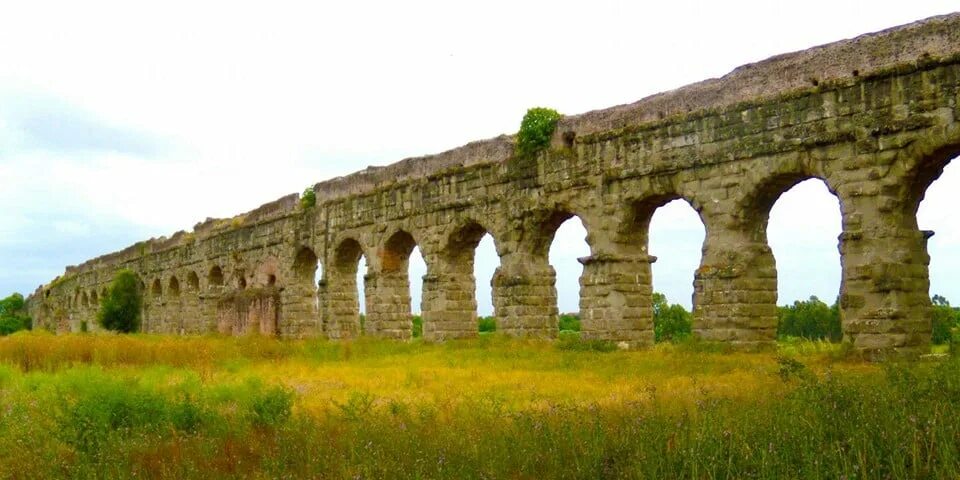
[27,14,960,354]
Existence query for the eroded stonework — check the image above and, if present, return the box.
[28,14,960,354]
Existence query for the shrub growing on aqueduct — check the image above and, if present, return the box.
[97,269,143,333]
[516,107,562,157]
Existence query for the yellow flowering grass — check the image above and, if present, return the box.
[0,331,955,479]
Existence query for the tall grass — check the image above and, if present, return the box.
[0,332,957,478]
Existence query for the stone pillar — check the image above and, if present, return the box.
[422,267,479,341]
[279,285,314,338]
[365,269,412,340]
[839,198,932,354]
[493,253,558,338]
[694,227,778,347]
[198,294,214,333]
[169,297,183,335]
[579,253,654,346]
[144,297,165,333]
[320,270,361,339]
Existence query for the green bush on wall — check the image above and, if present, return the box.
[300,187,316,209]
[516,107,562,157]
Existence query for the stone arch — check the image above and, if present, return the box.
[323,237,367,339]
[169,276,181,298]
[80,291,89,308]
[90,289,98,306]
[526,208,595,261]
[367,229,423,339]
[738,171,843,244]
[493,207,594,338]
[187,271,200,291]
[698,167,843,346]
[864,141,960,350]
[444,220,502,270]
[380,229,418,273]
[591,193,706,345]
[151,279,162,297]
[208,266,224,288]
[288,246,320,334]
[293,247,319,285]
[902,140,960,222]
[422,219,502,340]
[616,193,706,255]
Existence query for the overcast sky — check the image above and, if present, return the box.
[2,1,958,315]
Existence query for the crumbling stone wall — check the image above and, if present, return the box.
[28,13,960,355]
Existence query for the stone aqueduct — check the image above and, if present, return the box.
[27,14,960,353]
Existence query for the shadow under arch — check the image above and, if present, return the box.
[186,271,200,291]
[208,266,224,289]
[168,276,181,298]
[293,246,319,285]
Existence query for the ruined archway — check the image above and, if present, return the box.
[367,230,420,339]
[547,215,589,335]
[729,171,843,344]
[423,220,501,339]
[208,266,224,289]
[767,178,842,341]
[495,209,592,338]
[187,271,200,291]
[294,247,319,285]
[649,199,705,342]
[293,246,320,327]
[323,238,366,339]
[914,148,960,346]
[169,276,181,298]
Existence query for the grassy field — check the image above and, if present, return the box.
[0,332,957,479]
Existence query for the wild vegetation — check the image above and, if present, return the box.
[777,296,842,342]
[2,288,959,477]
[515,107,562,157]
[0,293,30,336]
[300,186,316,209]
[0,332,959,479]
[97,269,143,333]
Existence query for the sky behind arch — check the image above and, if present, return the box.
[1,0,958,313]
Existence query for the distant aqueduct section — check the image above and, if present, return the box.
[28,13,960,354]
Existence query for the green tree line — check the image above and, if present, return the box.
[0,293,31,335]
